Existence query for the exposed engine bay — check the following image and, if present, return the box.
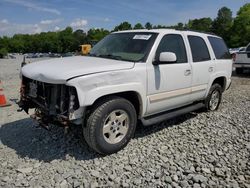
[18,76,81,130]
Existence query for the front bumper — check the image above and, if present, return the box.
[19,76,83,125]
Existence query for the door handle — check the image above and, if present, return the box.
[208,67,214,72]
[184,69,191,76]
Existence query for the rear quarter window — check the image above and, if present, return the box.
[208,36,231,59]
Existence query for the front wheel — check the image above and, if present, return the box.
[204,84,222,111]
[83,97,137,154]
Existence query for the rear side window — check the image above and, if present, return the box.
[156,34,187,63]
[188,36,211,62]
[208,36,231,59]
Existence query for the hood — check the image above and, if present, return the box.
[22,56,134,84]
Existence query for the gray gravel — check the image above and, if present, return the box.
[0,56,250,187]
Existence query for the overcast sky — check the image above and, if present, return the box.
[0,0,248,36]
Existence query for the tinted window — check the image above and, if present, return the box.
[247,44,250,52]
[208,36,231,59]
[188,36,211,62]
[156,34,187,63]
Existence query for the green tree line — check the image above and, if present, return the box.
[0,3,249,58]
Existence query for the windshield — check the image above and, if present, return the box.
[89,32,158,62]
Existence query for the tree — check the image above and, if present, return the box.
[176,22,184,30]
[87,28,109,42]
[212,7,233,45]
[0,36,10,52]
[187,18,212,32]
[113,22,132,31]
[9,34,25,53]
[72,29,87,50]
[133,23,144,30]
[58,27,75,53]
[0,48,8,58]
[230,3,250,47]
[145,22,152,29]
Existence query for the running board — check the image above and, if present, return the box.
[141,103,204,126]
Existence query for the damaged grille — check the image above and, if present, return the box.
[22,76,79,116]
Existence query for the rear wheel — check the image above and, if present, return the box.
[83,97,137,154]
[235,68,243,74]
[205,84,222,111]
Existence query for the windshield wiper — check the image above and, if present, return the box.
[97,54,123,60]
[88,53,98,57]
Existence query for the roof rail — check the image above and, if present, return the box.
[175,28,218,36]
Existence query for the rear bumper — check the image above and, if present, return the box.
[234,63,250,68]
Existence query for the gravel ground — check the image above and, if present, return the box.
[0,56,250,188]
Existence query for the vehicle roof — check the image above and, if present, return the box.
[113,29,220,38]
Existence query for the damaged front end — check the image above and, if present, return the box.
[18,76,83,131]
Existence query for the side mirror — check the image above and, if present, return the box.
[153,52,177,65]
[159,52,177,63]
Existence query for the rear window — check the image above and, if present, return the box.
[208,36,231,59]
[188,36,211,62]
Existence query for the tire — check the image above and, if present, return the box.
[204,83,222,111]
[83,96,137,154]
[235,68,243,74]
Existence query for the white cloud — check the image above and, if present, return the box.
[70,18,88,28]
[3,0,61,15]
[0,23,41,35]
[34,24,42,33]
[54,26,60,31]
[40,19,62,25]
[0,19,9,24]
[0,19,61,36]
[104,18,110,22]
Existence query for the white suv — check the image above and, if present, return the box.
[19,29,232,154]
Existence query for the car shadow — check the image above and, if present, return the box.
[0,118,102,162]
[0,112,198,162]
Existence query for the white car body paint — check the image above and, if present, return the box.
[66,63,147,117]
[21,29,232,122]
[22,56,135,84]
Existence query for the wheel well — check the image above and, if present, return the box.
[212,77,226,91]
[89,91,142,117]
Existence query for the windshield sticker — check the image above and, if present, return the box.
[133,35,152,40]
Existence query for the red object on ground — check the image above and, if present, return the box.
[0,81,11,107]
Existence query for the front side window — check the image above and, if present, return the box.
[155,34,187,63]
[188,36,211,62]
[208,36,231,59]
[90,32,158,62]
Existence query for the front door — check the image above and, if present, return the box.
[146,34,192,115]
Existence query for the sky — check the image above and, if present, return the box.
[0,0,248,36]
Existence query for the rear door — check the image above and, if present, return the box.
[207,36,232,87]
[187,35,215,101]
